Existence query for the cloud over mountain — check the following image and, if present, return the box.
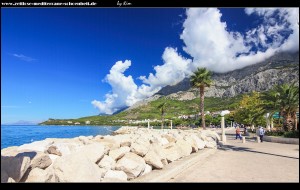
[92,8,299,114]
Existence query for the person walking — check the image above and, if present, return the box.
[235,127,242,140]
[258,126,265,142]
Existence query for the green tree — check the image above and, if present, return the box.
[157,102,167,129]
[273,84,299,131]
[234,92,265,129]
[190,68,213,129]
[260,88,281,130]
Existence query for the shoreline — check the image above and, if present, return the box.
[1,126,220,182]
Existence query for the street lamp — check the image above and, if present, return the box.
[220,110,230,143]
[265,113,270,131]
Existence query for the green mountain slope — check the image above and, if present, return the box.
[40,95,242,126]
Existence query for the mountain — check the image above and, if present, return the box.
[40,51,299,125]
[3,120,39,125]
[155,51,299,99]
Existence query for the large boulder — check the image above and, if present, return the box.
[163,143,182,163]
[115,152,146,180]
[17,140,54,153]
[1,154,31,182]
[141,164,152,176]
[112,126,138,135]
[162,134,176,143]
[150,143,168,166]
[78,136,91,145]
[52,151,102,182]
[205,141,217,149]
[98,155,116,170]
[130,142,149,157]
[183,137,198,153]
[109,146,130,161]
[190,134,205,150]
[143,150,163,169]
[102,170,127,182]
[75,143,105,163]
[115,134,133,147]
[1,146,19,156]
[93,137,120,150]
[51,142,83,156]
[175,139,192,157]
[46,146,62,156]
[29,151,52,169]
[25,167,55,182]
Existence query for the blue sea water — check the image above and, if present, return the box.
[1,125,120,149]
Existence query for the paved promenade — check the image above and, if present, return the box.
[136,128,299,182]
[170,129,299,182]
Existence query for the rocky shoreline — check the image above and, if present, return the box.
[1,126,220,182]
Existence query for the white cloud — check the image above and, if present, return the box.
[93,8,299,114]
[13,53,36,62]
[92,60,139,114]
[181,8,299,73]
[92,49,192,114]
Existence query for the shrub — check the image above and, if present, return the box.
[283,131,299,138]
[265,130,284,137]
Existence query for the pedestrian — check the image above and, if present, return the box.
[244,125,248,135]
[235,127,242,140]
[258,126,265,142]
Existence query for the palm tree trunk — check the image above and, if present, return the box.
[283,112,293,131]
[161,115,164,130]
[200,86,206,129]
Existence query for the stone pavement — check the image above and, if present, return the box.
[169,129,299,182]
[136,128,299,182]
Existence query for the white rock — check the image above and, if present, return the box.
[205,141,217,149]
[190,134,205,150]
[29,151,52,169]
[163,143,182,163]
[17,140,54,152]
[1,154,31,182]
[98,155,116,170]
[115,152,146,180]
[141,164,152,176]
[130,142,149,157]
[143,150,163,169]
[109,146,130,161]
[176,139,192,157]
[25,167,55,182]
[75,143,105,163]
[52,151,102,182]
[103,170,127,182]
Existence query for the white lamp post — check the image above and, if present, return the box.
[147,120,150,129]
[170,120,173,130]
[220,110,230,143]
[266,113,270,131]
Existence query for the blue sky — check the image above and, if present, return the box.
[1,8,299,124]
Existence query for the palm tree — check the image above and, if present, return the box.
[261,83,299,131]
[274,83,299,131]
[190,68,212,130]
[158,102,167,129]
[260,89,281,130]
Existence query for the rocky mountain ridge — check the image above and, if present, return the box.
[127,51,299,110]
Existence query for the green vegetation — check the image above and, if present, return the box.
[190,67,213,129]
[40,95,242,126]
[157,102,168,129]
[233,83,299,133]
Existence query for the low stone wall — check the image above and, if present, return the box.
[247,133,299,144]
[263,136,299,145]
[1,127,220,183]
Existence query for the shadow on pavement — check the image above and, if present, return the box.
[219,144,299,160]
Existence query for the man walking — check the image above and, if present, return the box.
[258,126,265,142]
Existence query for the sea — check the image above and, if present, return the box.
[1,125,120,149]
